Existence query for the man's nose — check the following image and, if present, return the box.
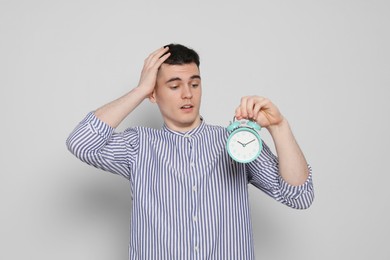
[182,85,193,99]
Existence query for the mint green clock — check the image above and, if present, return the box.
[226,119,263,163]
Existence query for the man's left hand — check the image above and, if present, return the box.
[235,96,284,128]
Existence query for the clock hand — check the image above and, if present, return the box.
[244,139,256,146]
[237,141,245,147]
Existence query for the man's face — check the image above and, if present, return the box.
[150,62,202,132]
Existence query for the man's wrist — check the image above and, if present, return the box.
[266,118,290,136]
[132,85,152,100]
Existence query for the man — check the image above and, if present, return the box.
[66,44,314,259]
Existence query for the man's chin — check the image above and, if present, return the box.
[165,115,201,132]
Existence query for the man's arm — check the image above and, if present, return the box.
[236,96,309,186]
[95,47,170,128]
[66,47,171,178]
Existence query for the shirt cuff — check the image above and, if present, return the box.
[83,111,115,141]
[278,164,314,200]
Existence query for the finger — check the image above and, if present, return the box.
[154,51,171,68]
[245,97,256,119]
[141,52,170,79]
[252,102,263,120]
[243,96,265,119]
[144,48,167,67]
[150,46,169,58]
[239,96,249,118]
[235,106,242,119]
[144,46,169,67]
[255,110,271,127]
[252,97,269,119]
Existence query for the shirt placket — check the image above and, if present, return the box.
[184,133,200,259]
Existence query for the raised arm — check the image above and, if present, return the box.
[95,47,171,128]
[235,96,309,186]
[66,47,171,178]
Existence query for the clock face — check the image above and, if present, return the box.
[227,128,262,163]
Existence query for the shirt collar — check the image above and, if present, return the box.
[162,116,205,137]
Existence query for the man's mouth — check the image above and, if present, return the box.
[181,104,194,109]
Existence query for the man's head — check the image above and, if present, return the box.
[150,44,202,132]
[162,43,200,68]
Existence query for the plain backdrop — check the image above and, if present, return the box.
[1,0,389,259]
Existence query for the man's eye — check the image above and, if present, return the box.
[192,84,199,88]
[170,86,178,89]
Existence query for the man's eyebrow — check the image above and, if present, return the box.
[190,75,201,80]
[165,77,181,84]
[165,75,201,84]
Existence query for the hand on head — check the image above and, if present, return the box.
[137,46,171,97]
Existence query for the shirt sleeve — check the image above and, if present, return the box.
[246,141,314,209]
[66,112,139,179]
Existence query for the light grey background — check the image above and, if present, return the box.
[1,0,389,259]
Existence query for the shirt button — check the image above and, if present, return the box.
[192,186,197,192]
[190,162,195,167]
[194,246,199,252]
[193,216,197,222]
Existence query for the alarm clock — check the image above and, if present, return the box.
[226,119,263,163]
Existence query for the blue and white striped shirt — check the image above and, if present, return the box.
[66,112,314,260]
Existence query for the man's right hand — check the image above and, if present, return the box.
[137,46,171,97]
[94,46,171,128]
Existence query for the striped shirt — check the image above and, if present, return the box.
[66,112,314,260]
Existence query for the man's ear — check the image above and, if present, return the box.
[148,89,157,103]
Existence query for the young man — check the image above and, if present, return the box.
[67,44,314,259]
